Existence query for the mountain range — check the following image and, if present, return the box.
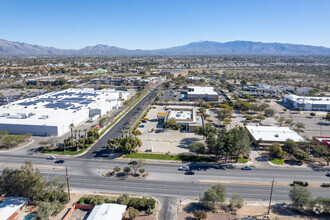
[1,39,330,56]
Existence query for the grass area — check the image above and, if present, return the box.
[237,157,249,163]
[270,158,285,165]
[42,147,88,155]
[123,153,215,162]
[100,90,149,136]
[42,144,91,155]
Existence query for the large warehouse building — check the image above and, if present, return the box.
[0,88,128,136]
[283,95,330,111]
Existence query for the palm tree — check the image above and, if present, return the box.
[74,129,78,149]
[68,123,74,152]
[83,128,87,149]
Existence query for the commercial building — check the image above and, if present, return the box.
[245,125,305,147]
[313,136,330,148]
[161,70,188,78]
[87,203,127,220]
[283,95,330,111]
[0,197,29,220]
[187,86,219,101]
[0,88,128,136]
[161,106,203,131]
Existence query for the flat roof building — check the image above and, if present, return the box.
[245,125,305,147]
[313,136,330,148]
[163,106,203,131]
[0,197,29,220]
[87,203,127,220]
[0,88,128,136]
[283,95,330,111]
[187,86,219,101]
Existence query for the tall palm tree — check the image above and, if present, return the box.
[68,123,75,152]
[74,129,78,149]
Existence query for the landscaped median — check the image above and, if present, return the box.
[42,144,91,155]
[123,153,215,162]
[100,90,150,136]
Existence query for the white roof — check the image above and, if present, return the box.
[246,125,305,142]
[285,95,330,105]
[0,197,29,220]
[87,203,127,220]
[188,86,218,95]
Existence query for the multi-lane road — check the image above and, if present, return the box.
[80,83,164,158]
[0,154,328,202]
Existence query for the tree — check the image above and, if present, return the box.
[217,108,232,124]
[295,122,305,129]
[256,114,266,120]
[124,167,131,174]
[164,119,181,130]
[194,124,217,139]
[201,188,218,209]
[285,119,294,126]
[193,210,207,220]
[201,184,227,209]
[117,193,130,205]
[325,112,330,121]
[131,159,146,174]
[211,183,226,204]
[114,166,121,173]
[268,143,285,158]
[69,123,74,150]
[139,168,145,174]
[289,185,312,211]
[37,201,53,220]
[293,149,309,162]
[230,194,244,209]
[128,207,140,220]
[313,144,330,166]
[283,139,297,154]
[264,108,275,117]
[107,136,142,153]
[0,161,68,203]
[189,142,206,156]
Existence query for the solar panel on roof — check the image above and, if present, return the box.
[78,93,99,97]
[44,103,72,109]
[55,92,77,96]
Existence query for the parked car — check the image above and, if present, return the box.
[128,161,138,165]
[139,125,145,128]
[178,166,189,171]
[326,172,330,177]
[47,155,56,160]
[54,160,65,164]
[241,166,253,170]
[185,170,195,175]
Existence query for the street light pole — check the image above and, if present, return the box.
[267,178,275,215]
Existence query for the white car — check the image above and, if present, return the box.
[178,166,189,171]
[47,155,56,160]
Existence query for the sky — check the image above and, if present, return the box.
[1,0,330,49]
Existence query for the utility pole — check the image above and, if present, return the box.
[66,166,71,200]
[267,178,275,215]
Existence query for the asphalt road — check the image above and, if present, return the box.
[0,154,328,201]
[80,83,164,158]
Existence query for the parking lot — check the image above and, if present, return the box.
[158,90,185,102]
[269,100,330,138]
[136,105,204,154]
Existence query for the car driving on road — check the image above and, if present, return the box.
[185,170,195,175]
[54,160,65,164]
[47,155,56,160]
[128,161,138,165]
[326,172,330,177]
[241,166,253,170]
[178,166,189,171]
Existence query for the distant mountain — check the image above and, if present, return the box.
[1,39,330,56]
